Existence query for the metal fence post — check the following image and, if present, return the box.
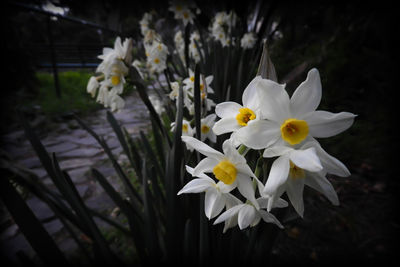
[46,15,61,98]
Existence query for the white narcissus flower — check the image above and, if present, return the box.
[171,119,194,137]
[235,69,357,149]
[110,93,125,112]
[183,69,214,97]
[168,1,195,26]
[200,114,217,142]
[178,166,236,219]
[240,32,257,49]
[262,140,350,217]
[212,76,265,143]
[146,41,169,74]
[213,196,287,232]
[87,76,100,97]
[182,136,259,209]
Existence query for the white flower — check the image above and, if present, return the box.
[110,93,125,112]
[213,196,286,232]
[182,136,259,209]
[146,41,169,74]
[262,140,350,217]
[171,119,194,137]
[200,114,217,142]
[174,30,185,62]
[212,76,265,143]
[178,166,236,219]
[139,12,153,36]
[240,32,257,49]
[183,69,214,97]
[168,1,195,26]
[148,95,165,115]
[234,69,357,149]
[87,76,100,97]
[189,31,203,63]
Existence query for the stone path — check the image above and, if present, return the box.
[0,91,152,264]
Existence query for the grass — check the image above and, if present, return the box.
[32,70,102,116]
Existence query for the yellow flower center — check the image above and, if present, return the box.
[289,161,305,179]
[190,76,195,82]
[154,58,160,64]
[183,12,189,19]
[111,75,120,86]
[280,118,309,145]
[213,160,237,185]
[201,124,210,134]
[182,123,188,133]
[236,108,256,126]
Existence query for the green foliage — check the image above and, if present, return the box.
[31,71,101,115]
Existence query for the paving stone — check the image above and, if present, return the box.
[58,147,102,159]
[26,197,54,221]
[30,168,48,179]
[43,219,63,235]
[18,157,42,169]
[59,158,93,171]
[47,142,78,154]
[67,167,90,184]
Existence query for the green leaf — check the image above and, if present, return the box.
[0,173,69,266]
[129,67,172,146]
[74,114,143,208]
[51,154,118,265]
[106,110,136,171]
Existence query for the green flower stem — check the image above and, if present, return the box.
[238,144,248,155]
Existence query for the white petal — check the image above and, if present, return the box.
[259,210,284,228]
[216,181,235,193]
[311,142,350,177]
[236,174,259,209]
[263,146,294,158]
[306,172,339,205]
[215,102,242,118]
[203,113,217,125]
[305,111,357,138]
[222,139,246,165]
[181,136,224,160]
[289,147,323,172]
[236,164,257,179]
[257,79,290,122]
[286,178,305,217]
[238,205,256,229]
[290,68,322,117]
[263,155,290,196]
[272,198,289,208]
[193,157,219,176]
[205,190,225,219]
[212,117,241,135]
[242,76,262,109]
[214,204,244,225]
[177,178,214,195]
[234,120,281,150]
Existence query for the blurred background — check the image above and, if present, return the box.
[1,0,398,265]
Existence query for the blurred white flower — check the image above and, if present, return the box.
[240,32,257,49]
[87,76,100,97]
[200,114,217,142]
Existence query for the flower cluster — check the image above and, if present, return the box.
[210,10,238,47]
[179,68,356,232]
[87,37,132,112]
